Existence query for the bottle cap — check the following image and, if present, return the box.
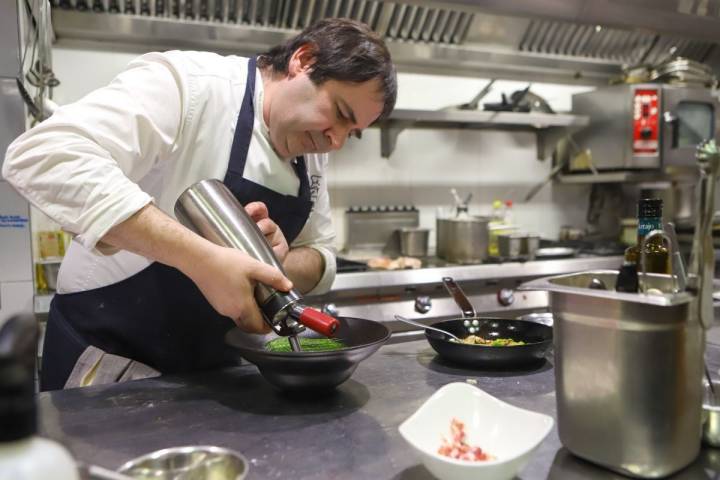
[0,315,38,442]
[638,198,663,218]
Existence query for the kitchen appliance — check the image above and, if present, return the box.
[568,83,716,173]
[174,179,338,348]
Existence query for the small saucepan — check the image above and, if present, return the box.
[402,277,552,368]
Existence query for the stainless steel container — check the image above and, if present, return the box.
[498,233,540,259]
[521,270,704,478]
[398,227,429,257]
[175,179,338,339]
[436,215,490,264]
[118,445,248,480]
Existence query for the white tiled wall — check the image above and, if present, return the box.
[46,47,597,250]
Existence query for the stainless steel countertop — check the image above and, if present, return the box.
[37,324,720,479]
[325,256,624,293]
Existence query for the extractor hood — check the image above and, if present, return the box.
[51,0,720,85]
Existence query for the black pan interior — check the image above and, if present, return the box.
[225,316,390,392]
[425,318,553,368]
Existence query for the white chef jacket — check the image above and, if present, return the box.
[3,51,337,295]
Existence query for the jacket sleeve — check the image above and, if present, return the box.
[291,153,337,295]
[2,52,185,254]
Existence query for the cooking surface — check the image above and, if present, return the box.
[38,331,720,479]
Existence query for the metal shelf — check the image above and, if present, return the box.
[378,109,590,159]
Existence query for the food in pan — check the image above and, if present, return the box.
[438,418,494,461]
[265,337,346,352]
[452,335,526,347]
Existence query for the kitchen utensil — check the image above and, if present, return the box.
[436,192,489,264]
[410,276,553,368]
[497,233,540,260]
[704,379,720,447]
[399,383,553,480]
[423,319,552,368]
[520,269,705,478]
[225,316,390,392]
[117,445,248,480]
[80,463,134,480]
[398,227,430,257]
[689,139,720,329]
[175,179,339,350]
[393,315,462,342]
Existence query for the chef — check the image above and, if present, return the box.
[2,18,397,390]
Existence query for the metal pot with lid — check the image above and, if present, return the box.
[436,189,490,264]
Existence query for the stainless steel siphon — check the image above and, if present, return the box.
[175,179,339,347]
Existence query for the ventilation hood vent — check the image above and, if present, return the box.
[51,0,720,85]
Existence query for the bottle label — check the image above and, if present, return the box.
[638,217,662,239]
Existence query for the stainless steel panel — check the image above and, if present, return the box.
[0,0,21,78]
[0,78,25,172]
[571,84,655,171]
[522,270,703,478]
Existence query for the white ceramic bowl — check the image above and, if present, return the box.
[399,382,554,480]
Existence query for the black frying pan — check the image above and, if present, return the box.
[424,318,552,368]
[225,316,390,392]
[421,277,552,368]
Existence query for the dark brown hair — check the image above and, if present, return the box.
[257,18,397,121]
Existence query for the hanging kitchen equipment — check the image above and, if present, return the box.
[518,140,720,478]
[175,179,339,351]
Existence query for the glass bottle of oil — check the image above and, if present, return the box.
[624,198,670,274]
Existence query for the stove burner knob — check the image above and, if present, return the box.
[414,296,432,314]
[321,303,339,318]
[497,289,515,307]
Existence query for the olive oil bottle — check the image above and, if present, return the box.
[624,198,670,273]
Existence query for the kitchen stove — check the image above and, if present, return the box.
[316,253,624,341]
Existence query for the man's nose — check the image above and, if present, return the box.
[325,126,349,151]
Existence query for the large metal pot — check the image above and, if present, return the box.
[436,215,490,263]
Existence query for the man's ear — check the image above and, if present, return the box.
[287,43,316,78]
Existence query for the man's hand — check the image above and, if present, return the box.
[101,204,293,334]
[244,201,289,262]
[185,242,293,333]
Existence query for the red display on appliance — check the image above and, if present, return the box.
[632,89,659,156]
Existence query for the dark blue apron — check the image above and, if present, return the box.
[41,57,313,391]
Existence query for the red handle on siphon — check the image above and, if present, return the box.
[298,307,340,337]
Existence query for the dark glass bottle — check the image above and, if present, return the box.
[624,198,670,274]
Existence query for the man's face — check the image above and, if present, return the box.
[263,47,385,159]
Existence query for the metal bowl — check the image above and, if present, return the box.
[704,380,720,447]
[118,445,248,480]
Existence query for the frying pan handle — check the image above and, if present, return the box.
[442,277,476,319]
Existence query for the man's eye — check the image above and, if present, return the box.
[336,106,345,120]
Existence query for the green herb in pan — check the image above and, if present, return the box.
[265,337,346,353]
